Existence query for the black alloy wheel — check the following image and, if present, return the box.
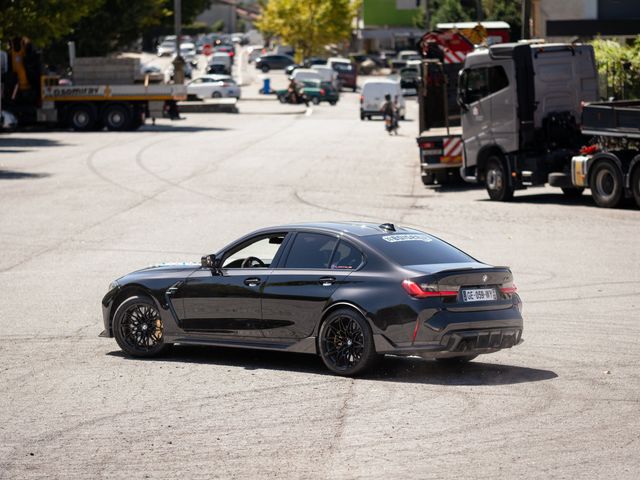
[113,296,170,357]
[319,309,377,376]
[485,155,514,201]
[590,160,623,208]
[631,165,640,208]
[261,64,270,73]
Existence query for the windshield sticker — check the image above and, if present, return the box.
[382,234,433,243]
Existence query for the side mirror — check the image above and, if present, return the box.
[457,95,469,112]
[201,254,218,269]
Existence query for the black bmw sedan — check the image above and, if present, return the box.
[101,222,523,376]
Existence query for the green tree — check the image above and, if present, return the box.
[482,0,522,41]
[0,0,102,46]
[592,37,640,99]
[430,0,473,29]
[256,0,360,62]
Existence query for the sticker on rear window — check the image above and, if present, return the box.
[382,234,433,243]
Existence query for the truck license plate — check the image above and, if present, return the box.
[462,288,497,302]
[422,149,442,156]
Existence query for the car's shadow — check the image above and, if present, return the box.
[107,346,557,386]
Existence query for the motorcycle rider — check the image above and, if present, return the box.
[287,78,309,106]
[381,94,397,135]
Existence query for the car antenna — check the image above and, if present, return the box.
[379,223,396,231]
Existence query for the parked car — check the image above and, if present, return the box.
[327,57,357,91]
[285,64,301,76]
[214,44,235,64]
[180,42,197,64]
[247,45,265,63]
[255,54,295,73]
[311,65,339,89]
[277,79,339,105]
[101,222,524,376]
[290,68,323,83]
[304,57,327,68]
[207,52,232,75]
[360,79,405,120]
[157,40,176,57]
[187,75,240,99]
[392,50,421,71]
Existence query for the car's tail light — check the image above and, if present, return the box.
[402,280,457,298]
[320,89,325,95]
[419,141,434,149]
[229,52,234,57]
[359,95,363,104]
[500,284,518,294]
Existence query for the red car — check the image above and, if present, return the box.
[328,58,357,92]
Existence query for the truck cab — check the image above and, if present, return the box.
[459,42,598,200]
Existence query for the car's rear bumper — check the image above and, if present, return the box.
[373,305,524,357]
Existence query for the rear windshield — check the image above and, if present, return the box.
[365,233,474,266]
[333,63,354,72]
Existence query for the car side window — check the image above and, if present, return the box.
[284,233,337,269]
[222,234,286,269]
[330,241,364,270]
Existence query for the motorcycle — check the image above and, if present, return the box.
[278,89,309,106]
[385,114,398,135]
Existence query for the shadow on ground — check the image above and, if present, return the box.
[108,345,557,386]
[138,125,231,132]
[0,169,50,180]
[0,137,65,151]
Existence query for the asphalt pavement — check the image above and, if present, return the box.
[0,57,639,479]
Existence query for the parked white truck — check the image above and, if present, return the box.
[458,42,605,201]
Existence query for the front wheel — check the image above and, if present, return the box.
[312,97,320,105]
[318,309,378,376]
[485,156,514,201]
[113,296,171,358]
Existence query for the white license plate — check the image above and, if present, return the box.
[462,288,497,302]
[422,149,442,156]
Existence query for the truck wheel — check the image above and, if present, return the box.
[485,156,514,201]
[421,172,435,185]
[69,104,97,132]
[312,97,320,105]
[589,160,623,208]
[561,187,584,198]
[631,165,640,208]
[103,104,132,131]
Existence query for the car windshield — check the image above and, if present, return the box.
[365,233,474,266]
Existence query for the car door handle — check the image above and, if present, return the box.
[319,276,336,286]
[244,277,261,287]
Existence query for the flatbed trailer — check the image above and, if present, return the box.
[570,100,640,208]
[31,77,187,131]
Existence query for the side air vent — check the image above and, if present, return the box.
[379,223,396,231]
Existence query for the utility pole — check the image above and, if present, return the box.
[475,0,484,22]
[521,0,531,39]
[423,0,430,31]
[173,0,185,84]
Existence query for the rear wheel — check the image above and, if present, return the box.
[319,309,377,376]
[261,64,270,73]
[312,97,320,105]
[211,91,222,98]
[69,104,97,131]
[631,165,640,208]
[589,160,623,208]
[485,155,514,201]
[329,100,337,106]
[103,104,132,131]
[113,296,170,358]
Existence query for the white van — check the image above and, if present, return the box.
[311,65,339,88]
[360,79,405,120]
[290,68,323,82]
